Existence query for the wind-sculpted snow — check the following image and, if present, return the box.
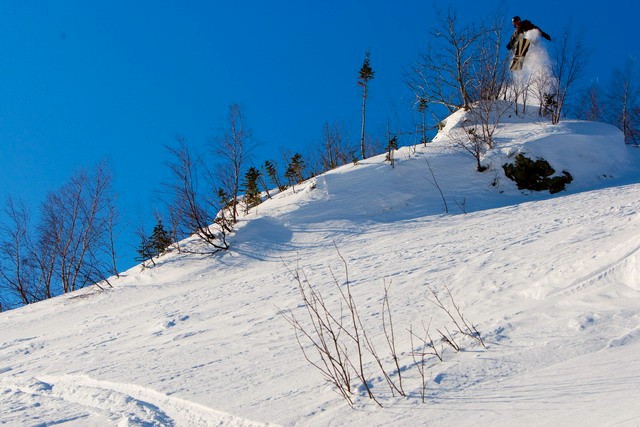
[1,112,640,425]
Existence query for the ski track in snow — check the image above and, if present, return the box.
[0,374,274,427]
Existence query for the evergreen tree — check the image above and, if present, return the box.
[215,188,234,233]
[243,166,262,212]
[385,135,399,167]
[136,220,173,264]
[265,160,286,191]
[149,220,173,255]
[285,153,305,189]
[416,97,429,146]
[358,50,375,160]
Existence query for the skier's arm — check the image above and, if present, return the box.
[532,22,552,41]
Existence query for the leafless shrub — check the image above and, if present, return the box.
[454,197,468,214]
[410,320,444,363]
[428,286,485,348]
[381,280,405,396]
[423,155,449,213]
[280,263,355,405]
[282,250,489,408]
[280,252,410,407]
[437,325,461,352]
[409,328,427,403]
[448,125,487,173]
[409,319,445,403]
[467,99,511,150]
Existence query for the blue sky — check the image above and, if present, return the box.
[1,0,637,269]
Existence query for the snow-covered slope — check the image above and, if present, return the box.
[2,109,640,426]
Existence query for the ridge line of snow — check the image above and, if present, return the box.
[551,240,640,297]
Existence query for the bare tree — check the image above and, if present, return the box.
[576,79,604,122]
[532,68,557,117]
[471,11,509,103]
[550,22,590,124]
[38,163,116,294]
[164,203,183,254]
[508,70,534,116]
[606,56,640,144]
[104,198,121,278]
[164,139,229,252]
[408,8,481,113]
[317,122,356,172]
[0,197,39,306]
[1,163,120,308]
[466,15,511,150]
[211,104,254,222]
[407,7,513,154]
[254,164,272,200]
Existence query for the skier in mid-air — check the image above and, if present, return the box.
[506,16,551,51]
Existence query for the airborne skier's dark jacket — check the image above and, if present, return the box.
[506,19,552,50]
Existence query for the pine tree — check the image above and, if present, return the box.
[136,219,173,265]
[149,220,173,255]
[385,135,399,167]
[358,50,375,160]
[417,97,429,146]
[136,233,155,266]
[285,153,305,189]
[265,160,286,191]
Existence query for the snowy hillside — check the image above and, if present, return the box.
[2,109,640,426]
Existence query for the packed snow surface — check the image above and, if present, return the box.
[2,109,640,426]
